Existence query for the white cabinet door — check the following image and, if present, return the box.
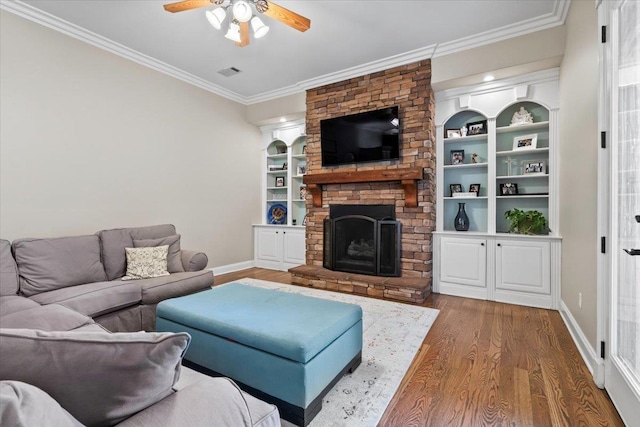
[256,228,281,263]
[440,237,487,288]
[495,239,550,295]
[283,229,305,265]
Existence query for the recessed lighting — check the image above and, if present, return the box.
[483,75,495,82]
[279,117,287,123]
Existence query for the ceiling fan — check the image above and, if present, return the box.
[163,0,311,47]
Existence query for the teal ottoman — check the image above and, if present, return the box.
[156,283,363,426]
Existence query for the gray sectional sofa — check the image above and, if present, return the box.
[0,225,281,427]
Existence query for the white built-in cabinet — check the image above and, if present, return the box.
[433,70,562,309]
[254,225,305,270]
[253,120,307,271]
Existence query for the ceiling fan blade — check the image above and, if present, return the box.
[236,22,250,47]
[261,1,310,32]
[163,0,215,13]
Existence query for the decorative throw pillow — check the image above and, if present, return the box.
[0,328,190,427]
[122,245,170,280]
[133,234,184,273]
[0,381,84,427]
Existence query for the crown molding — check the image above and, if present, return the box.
[0,0,246,104]
[433,0,571,57]
[1,0,571,106]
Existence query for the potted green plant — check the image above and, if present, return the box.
[504,208,550,235]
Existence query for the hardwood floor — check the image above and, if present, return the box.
[216,268,624,427]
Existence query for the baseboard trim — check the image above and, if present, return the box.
[210,261,255,276]
[559,300,605,388]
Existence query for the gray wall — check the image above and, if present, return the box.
[0,11,262,268]
[558,0,599,350]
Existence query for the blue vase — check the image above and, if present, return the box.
[454,203,469,231]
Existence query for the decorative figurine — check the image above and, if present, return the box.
[460,125,468,137]
[471,153,478,164]
[511,106,534,125]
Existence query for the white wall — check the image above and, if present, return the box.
[0,11,262,268]
[431,26,566,91]
[558,0,599,349]
[245,92,306,126]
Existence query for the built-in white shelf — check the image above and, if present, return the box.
[266,153,287,159]
[444,196,488,200]
[443,162,489,169]
[496,174,549,179]
[293,175,305,178]
[266,186,288,190]
[267,170,288,175]
[291,154,306,160]
[496,147,550,157]
[444,134,489,143]
[496,121,549,133]
[496,194,549,199]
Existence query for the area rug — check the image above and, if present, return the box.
[232,278,439,427]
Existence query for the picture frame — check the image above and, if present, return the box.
[301,145,306,154]
[446,129,462,138]
[450,183,463,197]
[500,182,519,196]
[469,183,481,194]
[513,133,538,151]
[299,186,307,200]
[522,160,546,175]
[297,165,306,175]
[466,120,488,135]
[276,145,287,154]
[450,150,465,165]
[275,176,285,187]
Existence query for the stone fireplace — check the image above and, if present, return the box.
[323,205,400,277]
[289,59,436,304]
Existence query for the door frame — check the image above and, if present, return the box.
[597,1,640,425]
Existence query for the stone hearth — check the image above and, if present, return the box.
[289,265,430,303]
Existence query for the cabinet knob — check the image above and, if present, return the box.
[283,231,286,234]
[276,231,279,234]
[497,243,501,247]
[481,243,485,246]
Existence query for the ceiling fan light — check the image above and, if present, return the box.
[224,22,241,43]
[232,0,252,22]
[205,7,226,30]
[251,16,269,38]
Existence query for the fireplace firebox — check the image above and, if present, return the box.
[323,205,401,277]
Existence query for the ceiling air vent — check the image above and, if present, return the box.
[218,67,242,77]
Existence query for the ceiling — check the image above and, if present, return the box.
[2,0,569,104]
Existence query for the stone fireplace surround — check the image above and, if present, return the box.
[289,59,436,304]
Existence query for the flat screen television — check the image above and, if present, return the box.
[321,106,400,167]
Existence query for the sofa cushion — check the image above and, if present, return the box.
[123,246,170,280]
[12,236,107,297]
[134,234,185,273]
[117,377,254,427]
[97,228,133,281]
[97,225,177,280]
[0,328,190,427]
[0,381,84,427]
[181,249,209,272]
[0,304,93,331]
[0,296,40,318]
[28,281,141,318]
[133,270,213,305]
[0,240,19,296]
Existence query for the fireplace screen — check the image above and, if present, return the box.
[323,215,401,277]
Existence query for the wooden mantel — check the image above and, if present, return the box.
[303,167,425,208]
